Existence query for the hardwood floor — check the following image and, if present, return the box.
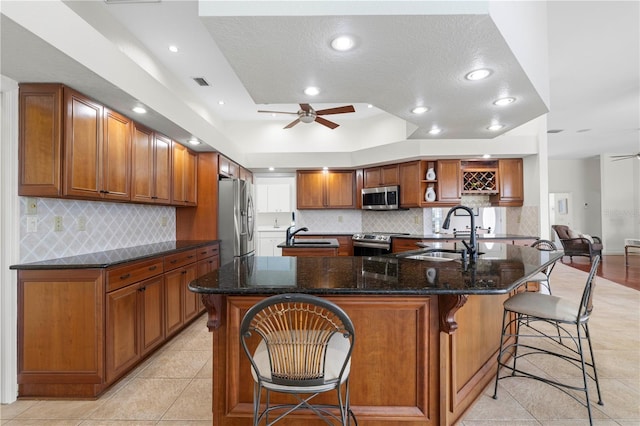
[560,254,640,291]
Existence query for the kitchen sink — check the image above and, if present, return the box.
[292,240,332,245]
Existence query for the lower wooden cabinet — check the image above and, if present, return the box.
[16,242,219,398]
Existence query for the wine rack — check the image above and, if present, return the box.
[462,170,497,193]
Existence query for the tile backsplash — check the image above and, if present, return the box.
[20,198,175,263]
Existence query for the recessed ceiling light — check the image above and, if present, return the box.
[218,100,225,105]
[367,104,373,108]
[304,86,320,96]
[168,45,178,53]
[487,123,504,131]
[132,106,146,114]
[188,139,200,146]
[428,127,442,135]
[482,154,491,159]
[494,97,515,106]
[466,68,492,81]
[268,167,275,171]
[411,106,429,114]
[330,35,355,51]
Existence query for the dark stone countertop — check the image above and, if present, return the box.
[395,233,538,240]
[10,240,218,270]
[277,238,340,249]
[189,243,562,296]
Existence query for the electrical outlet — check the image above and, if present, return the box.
[54,216,63,232]
[26,198,38,215]
[160,216,168,227]
[414,216,420,224]
[77,216,86,231]
[337,215,343,223]
[27,216,38,233]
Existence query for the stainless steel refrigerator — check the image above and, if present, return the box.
[218,178,255,266]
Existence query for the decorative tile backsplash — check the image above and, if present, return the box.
[506,206,539,237]
[20,198,175,263]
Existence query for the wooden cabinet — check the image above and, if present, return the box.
[257,183,291,213]
[171,142,197,206]
[436,159,462,204]
[399,161,422,208]
[219,154,239,178]
[240,166,253,182]
[16,243,214,398]
[363,164,399,188]
[131,127,171,204]
[461,161,498,194]
[63,90,131,201]
[18,83,64,197]
[296,170,355,209]
[295,234,353,256]
[490,158,524,206]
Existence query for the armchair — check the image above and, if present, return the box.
[552,225,603,262]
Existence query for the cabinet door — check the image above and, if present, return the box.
[256,185,269,213]
[64,88,104,199]
[183,264,199,322]
[106,284,140,383]
[363,167,382,188]
[184,148,198,206]
[437,160,462,203]
[399,161,421,208]
[268,184,291,212]
[381,164,400,185]
[19,84,64,197]
[492,158,524,206]
[171,142,186,205]
[296,171,325,209]
[153,133,172,204]
[140,276,165,356]
[326,171,355,208]
[102,108,131,201]
[131,123,155,203]
[164,268,184,337]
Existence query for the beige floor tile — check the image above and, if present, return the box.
[4,420,82,425]
[461,421,541,426]
[136,350,210,379]
[88,378,189,421]
[157,421,212,426]
[0,400,38,420]
[464,387,535,422]
[79,421,156,425]
[161,379,212,421]
[195,357,213,379]
[15,400,103,421]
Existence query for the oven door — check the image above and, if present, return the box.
[353,241,391,256]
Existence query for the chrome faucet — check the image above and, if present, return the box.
[442,205,478,262]
[286,227,309,245]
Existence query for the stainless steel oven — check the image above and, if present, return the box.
[352,232,406,256]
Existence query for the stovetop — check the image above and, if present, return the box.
[352,232,409,243]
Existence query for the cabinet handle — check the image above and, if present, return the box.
[151,196,158,199]
[148,265,157,271]
[138,287,146,292]
[120,273,131,280]
[187,255,195,259]
[100,190,110,194]
[170,259,178,264]
[181,270,187,275]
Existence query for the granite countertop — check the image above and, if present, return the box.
[277,238,340,249]
[10,240,218,270]
[189,244,562,296]
[395,234,539,240]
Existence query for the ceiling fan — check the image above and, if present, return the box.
[258,103,355,129]
[611,152,640,161]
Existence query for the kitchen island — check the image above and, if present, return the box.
[189,244,562,425]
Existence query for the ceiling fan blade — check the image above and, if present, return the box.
[284,118,301,129]
[315,116,339,129]
[299,103,312,112]
[257,110,298,115]
[316,105,355,115]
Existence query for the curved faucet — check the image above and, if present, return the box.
[442,205,478,262]
[286,226,309,245]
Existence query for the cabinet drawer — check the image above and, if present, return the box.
[164,249,197,271]
[107,258,164,292]
[196,244,219,261]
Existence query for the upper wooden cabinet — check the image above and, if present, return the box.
[296,170,355,209]
[18,84,63,197]
[240,166,253,183]
[171,142,197,206]
[435,159,462,204]
[131,127,171,204]
[363,164,399,188]
[218,154,239,179]
[398,161,422,208]
[490,158,524,206]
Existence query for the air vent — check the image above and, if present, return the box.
[193,77,210,87]
[547,129,564,134]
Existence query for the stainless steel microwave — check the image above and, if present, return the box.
[361,185,400,210]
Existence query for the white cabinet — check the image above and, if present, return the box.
[256,184,291,213]
[258,229,286,256]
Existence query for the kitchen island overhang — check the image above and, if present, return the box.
[189,244,562,426]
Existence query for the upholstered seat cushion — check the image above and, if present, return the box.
[504,292,582,323]
[251,331,351,392]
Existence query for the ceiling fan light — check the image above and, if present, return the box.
[299,112,316,123]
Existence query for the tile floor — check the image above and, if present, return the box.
[1,263,638,425]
